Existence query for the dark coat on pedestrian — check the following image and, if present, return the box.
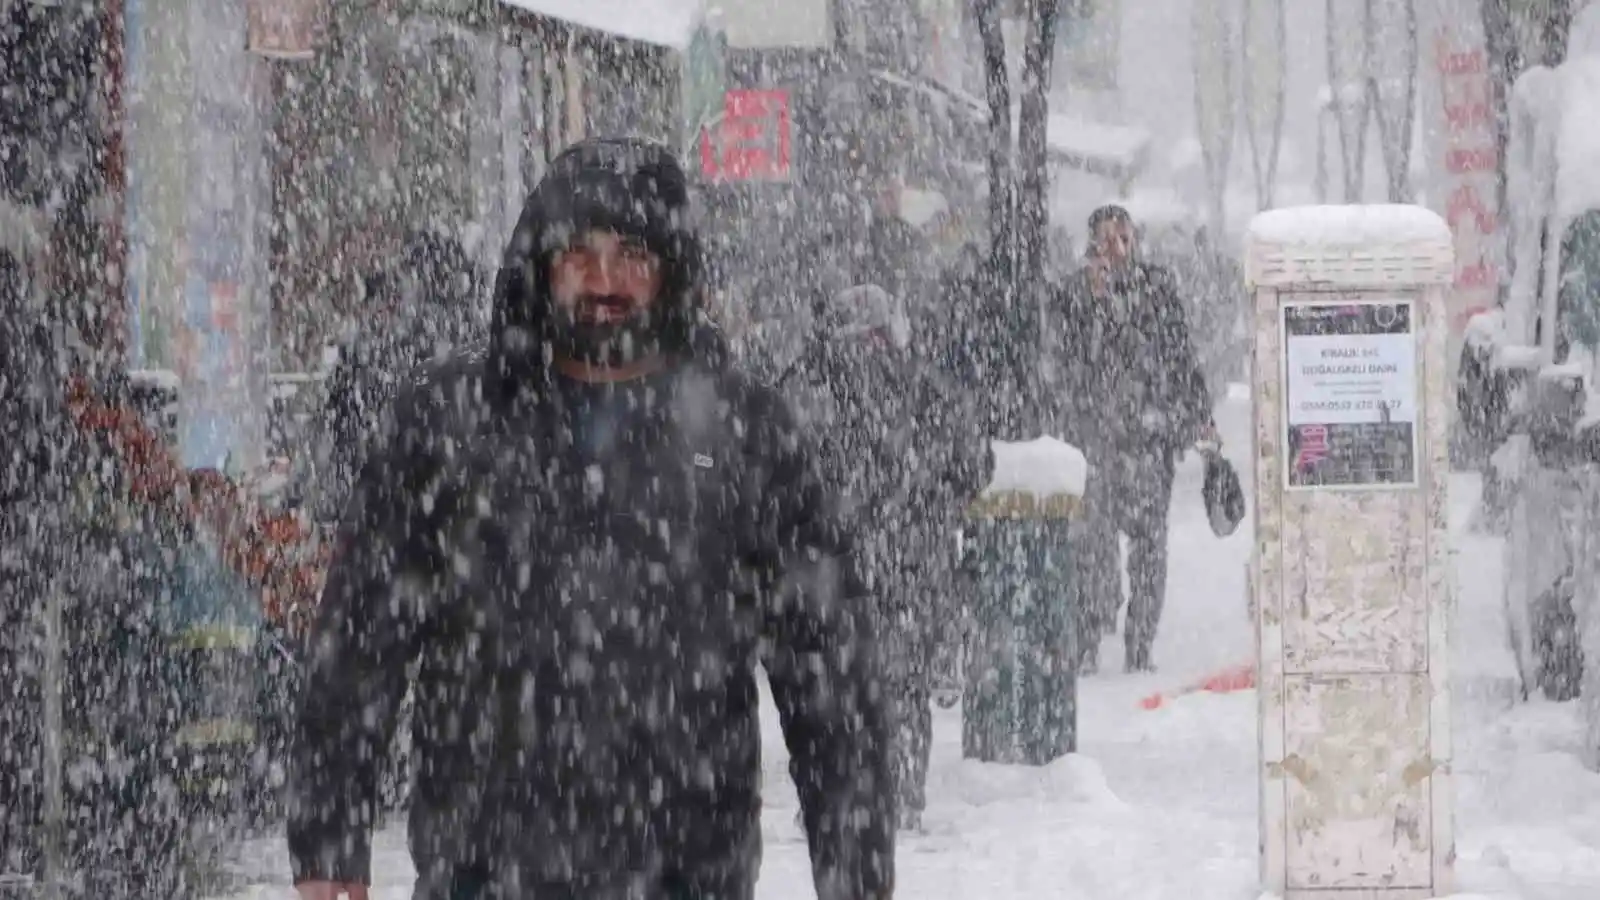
[287,139,895,900]
[1049,261,1213,472]
[308,231,483,525]
[779,283,989,823]
[1047,260,1213,670]
[783,284,990,595]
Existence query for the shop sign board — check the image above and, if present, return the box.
[700,88,792,182]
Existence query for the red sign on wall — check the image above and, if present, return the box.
[700,89,792,183]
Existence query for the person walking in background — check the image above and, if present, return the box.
[309,228,484,525]
[782,283,990,832]
[1051,205,1217,673]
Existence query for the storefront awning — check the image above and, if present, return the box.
[498,0,707,49]
[1043,114,1152,181]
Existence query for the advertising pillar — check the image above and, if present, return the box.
[1246,204,1455,899]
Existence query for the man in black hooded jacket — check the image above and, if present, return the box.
[287,138,894,900]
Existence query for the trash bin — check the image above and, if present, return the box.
[959,437,1087,766]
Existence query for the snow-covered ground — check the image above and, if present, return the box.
[219,388,1600,899]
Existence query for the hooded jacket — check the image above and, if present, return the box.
[286,139,894,900]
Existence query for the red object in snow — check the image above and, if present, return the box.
[1139,662,1256,710]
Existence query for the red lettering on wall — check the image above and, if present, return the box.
[1446,147,1498,173]
[1434,42,1487,77]
[701,89,792,183]
[1455,261,1496,289]
[1443,101,1492,131]
[1447,184,1497,235]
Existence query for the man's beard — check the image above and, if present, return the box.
[550,298,663,366]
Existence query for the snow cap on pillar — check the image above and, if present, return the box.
[1245,204,1454,289]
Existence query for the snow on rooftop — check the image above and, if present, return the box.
[1247,204,1453,249]
[1119,187,1196,229]
[499,0,705,49]
[1044,114,1151,169]
[985,436,1089,499]
[869,70,988,128]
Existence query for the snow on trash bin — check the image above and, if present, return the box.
[968,436,1089,520]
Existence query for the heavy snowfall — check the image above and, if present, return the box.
[2,1,1599,900]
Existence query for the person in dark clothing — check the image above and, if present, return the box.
[309,229,484,526]
[0,221,50,883]
[782,284,990,832]
[1051,206,1216,673]
[287,138,894,900]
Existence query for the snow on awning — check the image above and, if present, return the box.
[869,69,989,125]
[498,0,706,49]
[1043,114,1152,180]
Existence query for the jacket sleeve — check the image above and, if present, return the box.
[752,391,895,900]
[286,388,439,885]
[923,369,992,508]
[1043,277,1095,449]
[1151,267,1215,439]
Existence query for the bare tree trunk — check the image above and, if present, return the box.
[1543,0,1575,66]
[976,0,1013,284]
[1193,0,1236,234]
[1482,0,1520,232]
[1367,0,1418,202]
[1241,0,1288,210]
[1016,0,1060,299]
[1328,0,1368,201]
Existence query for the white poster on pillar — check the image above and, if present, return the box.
[1281,299,1420,491]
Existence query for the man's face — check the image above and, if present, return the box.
[549,229,663,325]
[1092,218,1136,270]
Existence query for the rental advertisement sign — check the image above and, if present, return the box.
[1283,300,1420,490]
